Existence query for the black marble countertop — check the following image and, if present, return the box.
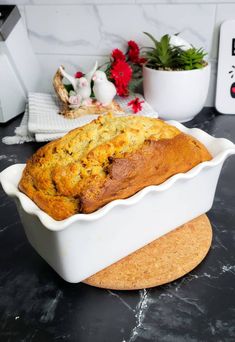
[0,108,235,342]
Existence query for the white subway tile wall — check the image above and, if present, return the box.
[2,0,235,106]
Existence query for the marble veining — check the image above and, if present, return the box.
[0,154,20,163]
[28,30,93,50]
[40,290,63,323]
[25,5,101,55]
[129,289,151,342]
[0,220,21,233]
[222,265,235,275]
[124,289,152,342]
[108,290,135,313]
[94,4,127,52]
[122,258,235,341]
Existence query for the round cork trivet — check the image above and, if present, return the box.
[83,215,212,290]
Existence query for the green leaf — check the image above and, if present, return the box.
[129,77,143,93]
[177,47,207,70]
[160,34,170,52]
[64,84,73,93]
[143,32,159,48]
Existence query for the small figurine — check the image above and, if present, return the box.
[59,61,98,105]
[92,70,117,106]
[59,66,79,92]
[53,63,123,119]
[75,77,92,105]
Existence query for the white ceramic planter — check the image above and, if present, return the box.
[1,122,234,283]
[143,64,211,122]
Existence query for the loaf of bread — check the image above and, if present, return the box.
[19,114,212,220]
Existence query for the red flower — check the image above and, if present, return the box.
[110,60,132,96]
[112,48,126,62]
[138,57,147,64]
[74,71,84,78]
[128,40,146,64]
[128,97,144,113]
[128,40,140,63]
[116,83,129,97]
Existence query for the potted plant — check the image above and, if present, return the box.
[143,33,211,122]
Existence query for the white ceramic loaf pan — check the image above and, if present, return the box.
[1,121,235,283]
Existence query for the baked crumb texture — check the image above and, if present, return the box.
[19,114,212,220]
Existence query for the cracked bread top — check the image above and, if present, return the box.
[19,114,211,220]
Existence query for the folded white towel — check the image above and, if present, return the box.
[2,105,34,145]
[35,132,65,142]
[2,93,158,144]
[28,92,157,134]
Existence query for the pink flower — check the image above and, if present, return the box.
[69,95,81,106]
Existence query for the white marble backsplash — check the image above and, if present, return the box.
[2,0,235,106]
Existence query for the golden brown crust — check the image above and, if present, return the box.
[79,133,212,213]
[19,115,212,220]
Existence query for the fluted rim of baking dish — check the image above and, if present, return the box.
[1,120,235,231]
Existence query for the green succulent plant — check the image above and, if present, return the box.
[178,47,207,70]
[143,32,207,71]
[143,33,180,69]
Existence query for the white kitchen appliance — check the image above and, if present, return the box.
[216,20,235,114]
[0,5,41,122]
